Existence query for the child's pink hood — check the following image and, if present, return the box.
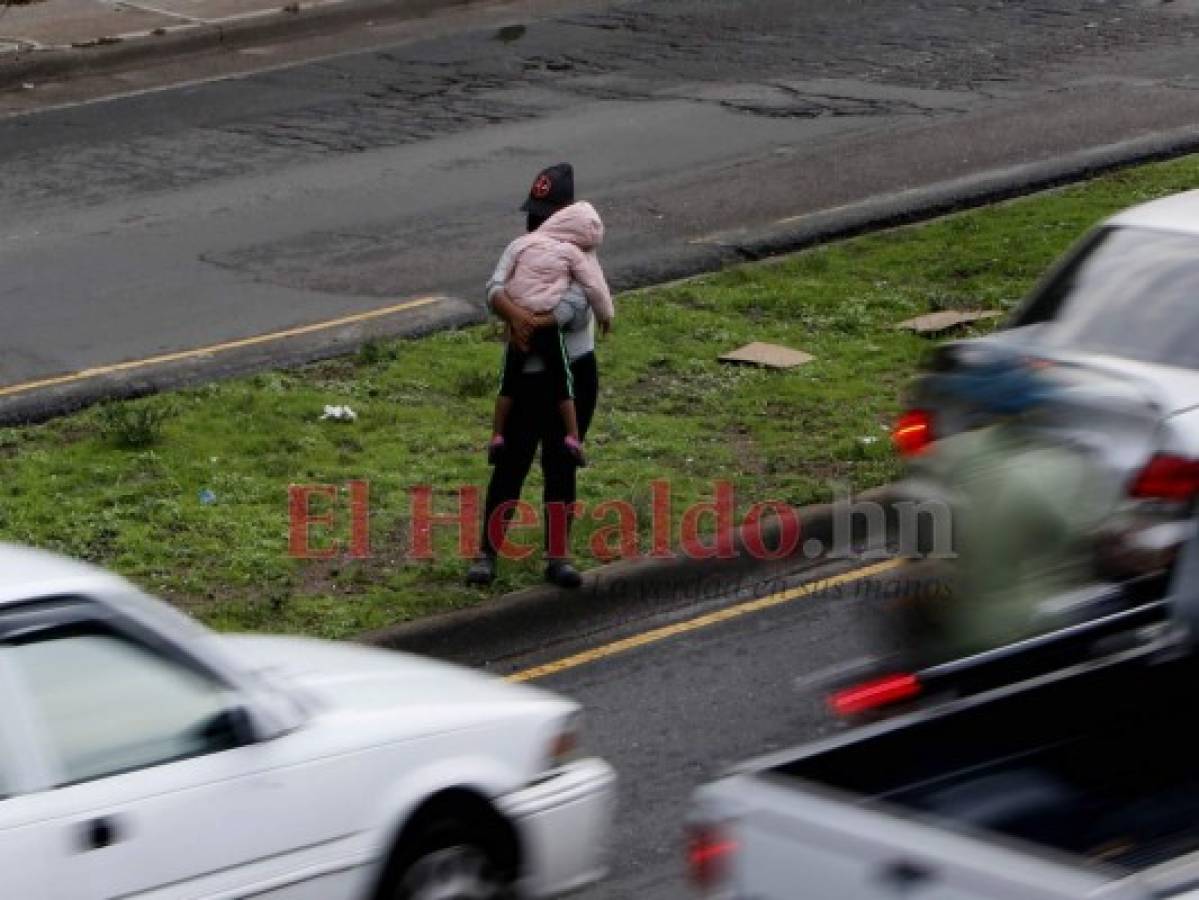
[538,201,605,251]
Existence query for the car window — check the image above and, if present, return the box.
[1024,226,1199,368]
[8,631,238,785]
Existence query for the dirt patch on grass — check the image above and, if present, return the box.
[729,426,767,476]
[294,520,412,598]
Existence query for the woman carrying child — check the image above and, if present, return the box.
[467,163,613,589]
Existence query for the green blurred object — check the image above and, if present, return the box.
[915,421,1121,659]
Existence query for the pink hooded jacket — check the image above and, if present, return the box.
[501,202,614,324]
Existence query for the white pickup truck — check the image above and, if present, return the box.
[688,576,1199,900]
[0,543,615,899]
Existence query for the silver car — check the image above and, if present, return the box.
[888,190,1199,671]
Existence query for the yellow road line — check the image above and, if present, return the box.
[0,296,445,399]
[507,558,905,683]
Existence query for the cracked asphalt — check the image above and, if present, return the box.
[5,0,1199,386]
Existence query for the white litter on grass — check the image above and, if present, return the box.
[321,404,357,422]
[859,436,879,445]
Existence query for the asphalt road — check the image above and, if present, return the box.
[500,557,906,899]
[6,0,1199,390]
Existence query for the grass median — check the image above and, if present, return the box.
[4,155,1198,639]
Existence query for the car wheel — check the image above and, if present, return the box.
[388,821,514,900]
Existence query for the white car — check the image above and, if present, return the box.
[0,544,615,899]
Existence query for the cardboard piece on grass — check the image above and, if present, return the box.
[895,309,1003,335]
[719,342,815,370]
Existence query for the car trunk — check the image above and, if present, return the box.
[889,340,1198,671]
[917,338,1175,484]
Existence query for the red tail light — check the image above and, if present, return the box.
[687,823,738,890]
[829,673,921,717]
[892,410,934,458]
[1129,455,1199,502]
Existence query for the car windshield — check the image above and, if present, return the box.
[1026,226,1199,369]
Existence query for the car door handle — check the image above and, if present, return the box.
[79,815,124,852]
[877,858,938,893]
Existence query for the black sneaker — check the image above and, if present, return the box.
[545,559,583,589]
[465,556,497,586]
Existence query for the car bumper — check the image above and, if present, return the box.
[498,757,617,898]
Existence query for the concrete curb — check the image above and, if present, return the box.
[0,295,483,426]
[0,0,482,87]
[364,486,897,668]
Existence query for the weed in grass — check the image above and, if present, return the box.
[249,372,291,394]
[454,368,498,400]
[356,340,393,367]
[0,429,25,458]
[97,399,175,449]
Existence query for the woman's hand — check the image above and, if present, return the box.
[508,308,538,353]
[599,317,613,337]
[492,290,536,352]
